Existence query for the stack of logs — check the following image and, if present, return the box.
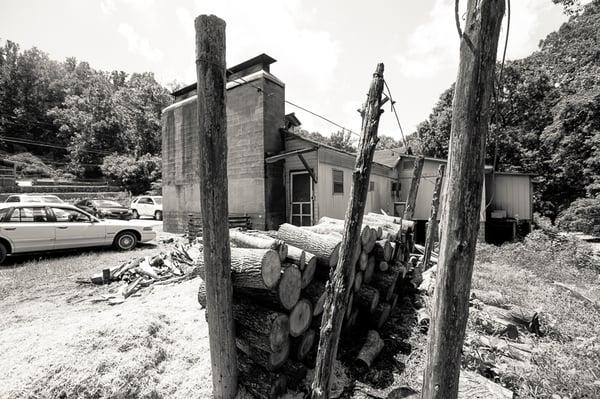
[196,212,416,399]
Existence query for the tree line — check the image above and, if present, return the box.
[0,39,171,190]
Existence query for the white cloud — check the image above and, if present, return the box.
[118,23,163,63]
[100,0,116,15]
[179,0,341,93]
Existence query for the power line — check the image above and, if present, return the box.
[383,80,408,148]
[0,135,111,155]
[230,73,360,138]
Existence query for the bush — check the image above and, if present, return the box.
[556,197,600,235]
[7,152,58,178]
[101,154,161,195]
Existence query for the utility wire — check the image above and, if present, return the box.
[383,80,408,148]
[0,135,111,155]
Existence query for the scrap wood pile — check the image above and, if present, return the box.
[82,242,201,305]
[415,262,546,395]
[196,212,421,398]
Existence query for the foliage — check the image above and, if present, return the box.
[101,154,161,195]
[7,152,61,178]
[295,129,357,153]
[0,40,172,178]
[414,0,600,218]
[375,134,403,150]
[556,197,600,235]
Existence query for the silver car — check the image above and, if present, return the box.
[0,203,156,264]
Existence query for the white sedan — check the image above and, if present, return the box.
[0,203,156,264]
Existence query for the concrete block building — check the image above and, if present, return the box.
[162,53,533,243]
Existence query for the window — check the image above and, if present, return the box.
[333,169,344,194]
[138,197,153,204]
[0,207,11,222]
[6,196,19,203]
[51,207,92,223]
[369,181,375,192]
[391,182,401,194]
[9,207,49,223]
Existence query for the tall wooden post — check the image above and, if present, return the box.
[311,64,385,399]
[422,164,445,270]
[403,156,424,220]
[421,1,505,398]
[195,15,238,399]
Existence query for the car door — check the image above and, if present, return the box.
[136,197,152,216]
[0,206,55,253]
[49,207,107,249]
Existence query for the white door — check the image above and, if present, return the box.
[1,206,55,252]
[290,171,313,226]
[136,197,153,216]
[50,207,107,248]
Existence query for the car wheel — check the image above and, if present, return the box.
[155,210,163,221]
[0,242,7,265]
[114,231,138,251]
[132,210,139,219]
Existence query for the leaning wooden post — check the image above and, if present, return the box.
[403,156,424,220]
[195,15,238,399]
[421,1,505,399]
[311,63,385,399]
[422,164,445,270]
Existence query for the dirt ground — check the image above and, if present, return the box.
[1,230,599,398]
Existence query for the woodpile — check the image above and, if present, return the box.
[82,243,199,305]
[195,214,417,398]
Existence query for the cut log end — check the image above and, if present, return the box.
[293,328,316,361]
[289,298,313,337]
[278,265,302,310]
[271,314,290,351]
[301,256,317,289]
[261,249,283,289]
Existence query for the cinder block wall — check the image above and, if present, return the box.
[162,70,285,233]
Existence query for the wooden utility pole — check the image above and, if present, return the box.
[311,63,386,399]
[195,15,238,399]
[421,1,505,398]
[403,156,424,220]
[422,164,445,270]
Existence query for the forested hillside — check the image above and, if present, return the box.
[414,0,600,220]
[0,40,171,179]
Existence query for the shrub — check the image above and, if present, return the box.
[7,152,59,178]
[101,154,161,195]
[556,197,600,235]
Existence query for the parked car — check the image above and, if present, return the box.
[75,199,132,220]
[5,194,64,204]
[0,203,156,264]
[130,196,162,221]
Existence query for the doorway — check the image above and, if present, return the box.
[290,171,313,226]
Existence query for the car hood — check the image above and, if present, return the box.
[98,220,149,229]
[98,207,130,212]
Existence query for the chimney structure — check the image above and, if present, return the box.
[162,54,286,232]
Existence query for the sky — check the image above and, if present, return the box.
[0,0,579,144]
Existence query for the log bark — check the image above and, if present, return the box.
[369,303,391,329]
[278,223,341,268]
[316,218,372,246]
[403,157,424,221]
[422,1,505,398]
[354,270,363,293]
[235,264,301,311]
[279,359,308,391]
[422,164,445,271]
[311,64,385,399]
[356,330,384,368]
[236,324,289,354]
[303,280,327,316]
[237,350,287,399]
[291,328,316,361]
[363,256,376,284]
[290,298,313,337]
[195,248,282,290]
[373,240,392,262]
[355,285,380,313]
[195,15,237,399]
[286,245,306,271]
[237,334,290,370]
[230,229,288,262]
[232,302,290,352]
[370,265,401,301]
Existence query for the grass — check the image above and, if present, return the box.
[471,230,600,398]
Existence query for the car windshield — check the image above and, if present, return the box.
[42,196,63,203]
[153,197,162,205]
[92,200,123,207]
